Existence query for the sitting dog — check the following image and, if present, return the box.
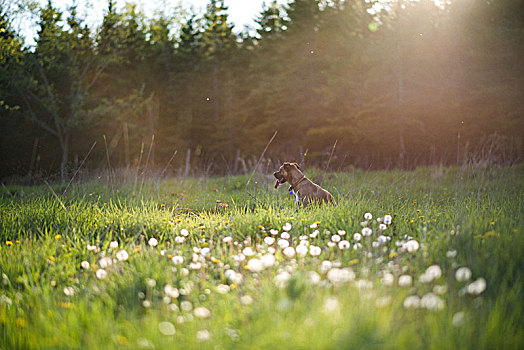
[273,162,334,206]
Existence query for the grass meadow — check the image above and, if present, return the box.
[1,165,523,349]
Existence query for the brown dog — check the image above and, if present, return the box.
[273,162,334,206]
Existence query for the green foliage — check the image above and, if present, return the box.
[0,166,523,348]
[1,0,523,178]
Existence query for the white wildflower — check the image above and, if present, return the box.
[148,237,158,247]
[381,273,394,286]
[240,295,253,305]
[282,222,292,231]
[283,246,296,258]
[116,250,129,261]
[296,244,308,256]
[331,234,341,243]
[81,261,90,269]
[242,247,255,257]
[247,258,264,272]
[420,293,445,311]
[172,255,184,264]
[362,227,373,237]
[452,312,465,327]
[264,236,275,245]
[338,240,350,250]
[164,284,179,298]
[99,257,112,268]
[398,275,413,287]
[277,239,290,249]
[274,271,291,288]
[455,267,472,282]
[364,213,372,220]
[309,245,321,256]
[194,307,211,318]
[158,321,176,335]
[196,329,211,342]
[327,268,355,284]
[467,278,486,295]
[403,295,420,308]
[96,269,108,280]
[180,229,189,237]
[403,240,420,253]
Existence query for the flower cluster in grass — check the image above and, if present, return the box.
[12,210,484,345]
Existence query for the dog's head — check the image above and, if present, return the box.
[273,162,301,189]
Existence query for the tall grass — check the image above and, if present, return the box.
[0,165,523,349]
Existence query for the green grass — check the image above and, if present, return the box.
[1,165,523,349]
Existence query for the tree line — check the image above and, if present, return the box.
[1,0,523,181]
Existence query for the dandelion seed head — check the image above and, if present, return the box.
[398,274,413,287]
[283,222,292,231]
[452,311,465,327]
[109,241,118,249]
[403,240,420,253]
[242,247,255,257]
[403,295,420,308]
[446,250,457,258]
[180,229,189,237]
[296,244,308,256]
[196,329,211,342]
[180,300,193,312]
[277,239,290,249]
[194,306,211,318]
[420,293,445,311]
[309,245,321,256]
[247,258,264,272]
[264,236,275,245]
[283,246,296,258]
[81,261,90,269]
[338,240,350,250]
[281,232,290,239]
[148,238,158,247]
[270,229,279,236]
[324,296,340,313]
[467,278,486,295]
[364,213,372,220]
[381,273,394,286]
[116,250,129,261]
[172,255,184,265]
[274,271,291,288]
[384,215,392,225]
[99,257,112,268]
[158,321,176,335]
[331,234,341,243]
[455,267,472,282]
[240,295,253,305]
[362,227,373,237]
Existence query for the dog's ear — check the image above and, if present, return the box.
[291,162,301,170]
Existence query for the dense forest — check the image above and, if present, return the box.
[1,0,523,181]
